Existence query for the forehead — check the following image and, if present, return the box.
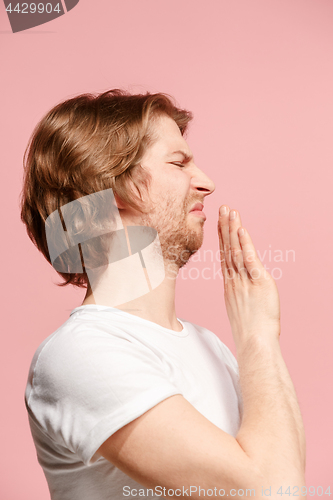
[149,114,193,159]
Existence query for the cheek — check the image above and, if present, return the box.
[148,172,191,212]
[159,171,191,194]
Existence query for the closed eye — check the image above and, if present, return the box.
[171,162,185,167]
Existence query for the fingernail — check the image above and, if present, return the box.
[230,210,236,220]
[220,206,227,216]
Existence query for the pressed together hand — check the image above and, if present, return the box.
[218,206,281,348]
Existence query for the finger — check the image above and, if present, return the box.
[217,222,227,283]
[228,209,248,280]
[238,227,267,282]
[218,205,237,277]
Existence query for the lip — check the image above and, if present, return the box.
[189,210,206,221]
[190,202,204,212]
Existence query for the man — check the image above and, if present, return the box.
[21,89,306,500]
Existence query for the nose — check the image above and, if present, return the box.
[191,164,216,197]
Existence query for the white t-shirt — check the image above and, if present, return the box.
[25,305,243,500]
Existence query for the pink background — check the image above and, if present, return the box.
[1,0,332,497]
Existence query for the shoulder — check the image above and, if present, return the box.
[29,311,138,365]
[25,314,132,402]
[25,311,176,407]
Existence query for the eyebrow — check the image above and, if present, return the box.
[169,150,194,162]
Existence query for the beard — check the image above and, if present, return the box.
[139,193,204,270]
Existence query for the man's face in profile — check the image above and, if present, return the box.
[123,114,215,270]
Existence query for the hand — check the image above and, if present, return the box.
[218,206,281,348]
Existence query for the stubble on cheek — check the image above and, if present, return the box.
[140,193,204,269]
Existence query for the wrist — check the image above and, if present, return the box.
[235,329,281,358]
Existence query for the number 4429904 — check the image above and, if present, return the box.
[6,3,61,14]
[276,486,331,496]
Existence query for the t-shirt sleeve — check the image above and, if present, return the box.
[26,326,182,466]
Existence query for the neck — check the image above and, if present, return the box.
[81,261,182,332]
